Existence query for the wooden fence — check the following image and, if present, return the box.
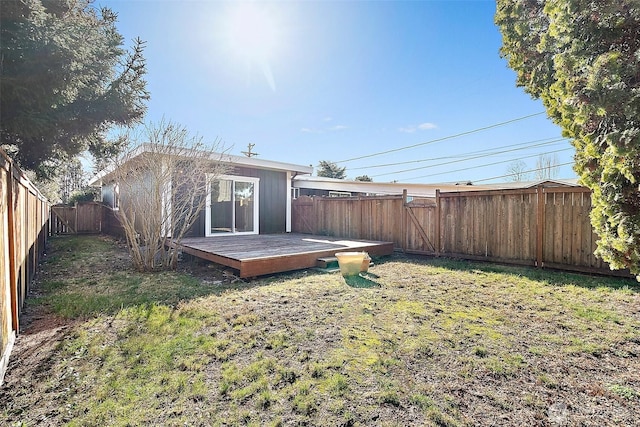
[50,202,104,234]
[0,149,49,384]
[292,186,623,276]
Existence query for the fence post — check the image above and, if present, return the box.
[536,186,544,268]
[6,162,19,332]
[358,194,363,239]
[435,189,441,257]
[402,189,407,252]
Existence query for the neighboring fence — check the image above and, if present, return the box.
[49,202,126,239]
[292,194,404,244]
[292,186,624,276]
[0,149,50,384]
[50,202,104,234]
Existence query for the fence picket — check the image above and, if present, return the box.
[0,148,50,384]
[291,186,630,277]
[50,202,103,235]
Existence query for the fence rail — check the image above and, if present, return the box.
[292,186,626,277]
[0,149,50,384]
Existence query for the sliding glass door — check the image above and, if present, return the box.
[206,175,259,236]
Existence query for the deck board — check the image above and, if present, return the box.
[171,233,394,278]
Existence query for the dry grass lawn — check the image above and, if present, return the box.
[1,235,639,426]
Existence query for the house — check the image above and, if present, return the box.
[89,145,396,278]
[292,176,581,199]
[90,144,313,237]
[294,175,499,198]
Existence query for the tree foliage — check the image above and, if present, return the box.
[24,169,60,203]
[58,158,86,204]
[0,0,149,178]
[496,0,640,277]
[108,121,228,272]
[355,175,373,182]
[68,187,98,204]
[317,160,346,179]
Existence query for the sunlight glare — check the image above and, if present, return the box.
[225,3,278,62]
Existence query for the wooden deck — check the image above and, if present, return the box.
[171,233,394,278]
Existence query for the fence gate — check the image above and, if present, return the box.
[402,190,438,254]
[50,202,103,234]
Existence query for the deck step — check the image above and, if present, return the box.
[316,256,339,269]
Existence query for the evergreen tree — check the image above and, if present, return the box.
[0,0,149,178]
[58,158,86,204]
[317,160,346,179]
[496,0,640,277]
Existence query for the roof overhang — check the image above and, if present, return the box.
[90,144,314,186]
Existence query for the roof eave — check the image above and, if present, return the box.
[89,145,313,186]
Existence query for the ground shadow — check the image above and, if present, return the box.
[342,273,381,288]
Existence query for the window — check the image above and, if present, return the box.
[102,182,120,210]
[113,183,120,209]
[206,175,260,236]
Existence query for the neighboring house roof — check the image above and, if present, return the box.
[293,176,499,198]
[293,176,583,198]
[89,143,314,186]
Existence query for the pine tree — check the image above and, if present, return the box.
[317,160,346,179]
[0,0,149,178]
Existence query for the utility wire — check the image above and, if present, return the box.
[351,137,567,172]
[400,149,574,182]
[335,111,547,164]
[473,161,575,183]
[371,145,572,179]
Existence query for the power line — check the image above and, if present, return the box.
[335,111,547,164]
[351,137,567,172]
[372,144,573,178]
[349,136,566,171]
[400,148,574,182]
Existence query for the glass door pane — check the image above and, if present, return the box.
[234,181,254,233]
[210,179,233,233]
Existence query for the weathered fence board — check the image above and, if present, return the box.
[0,163,13,384]
[438,191,539,263]
[0,149,49,384]
[50,202,103,235]
[291,186,628,277]
[292,195,405,247]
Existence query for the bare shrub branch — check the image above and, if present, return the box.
[535,154,559,180]
[505,160,531,182]
[108,120,230,271]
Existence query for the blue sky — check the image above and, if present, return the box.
[100,0,577,184]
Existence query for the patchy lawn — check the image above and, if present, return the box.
[1,235,639,426]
